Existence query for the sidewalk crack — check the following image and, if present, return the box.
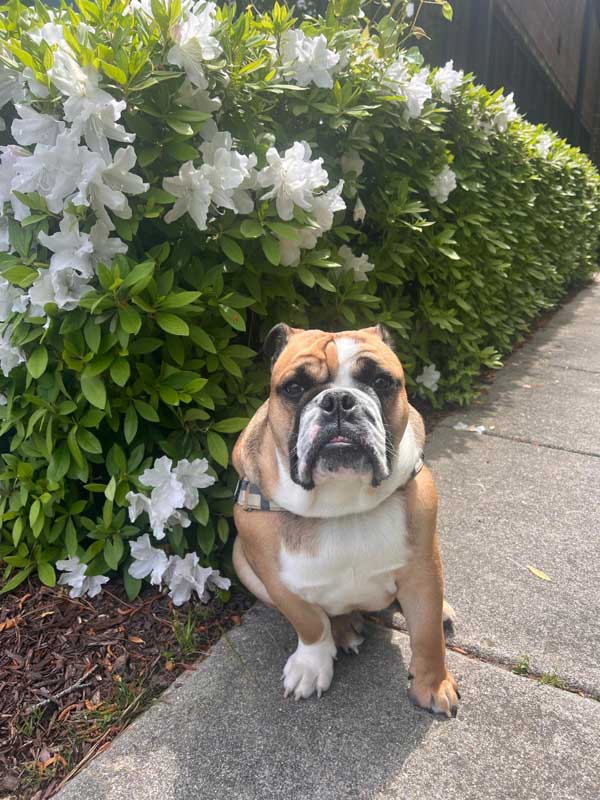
[439,424,600,459]
[370,616,600,703]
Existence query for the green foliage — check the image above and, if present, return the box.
[0,0,598,592]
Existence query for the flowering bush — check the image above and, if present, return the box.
[0,0,598,598]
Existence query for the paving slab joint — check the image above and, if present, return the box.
[437,427,600,459]
[371,615,600,704]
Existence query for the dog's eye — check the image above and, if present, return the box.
[283,382,304,398]
[373,374,394,392]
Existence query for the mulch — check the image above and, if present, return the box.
[0,580,252,800]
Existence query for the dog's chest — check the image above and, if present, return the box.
[279,493,409,616]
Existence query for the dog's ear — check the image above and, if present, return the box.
[373,323,396,351]
[263,323,293,365]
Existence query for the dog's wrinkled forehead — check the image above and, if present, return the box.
[266,324,403,385]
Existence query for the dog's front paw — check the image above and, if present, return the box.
[409,670,460,718]
[283,637,336,700]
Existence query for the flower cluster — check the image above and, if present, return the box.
[416,364,441,393]
[56,556,109,599]
[338,245,375,282]
[126,455,215,540]
[429,165,458,204]
[383,55,432,120]
[128,535,230,606]
[280,29,340,89]
[163,130,257,230]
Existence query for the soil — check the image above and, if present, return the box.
[0,581,252,800]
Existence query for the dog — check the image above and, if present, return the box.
[232,323,459,716]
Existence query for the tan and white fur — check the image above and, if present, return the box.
[233,324,459,716]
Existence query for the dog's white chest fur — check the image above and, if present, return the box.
[279,492,409,616]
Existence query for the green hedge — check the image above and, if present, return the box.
[0,0,598,598]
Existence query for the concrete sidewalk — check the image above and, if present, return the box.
[57,278,600,800]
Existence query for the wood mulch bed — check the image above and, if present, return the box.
[0,581,251,800]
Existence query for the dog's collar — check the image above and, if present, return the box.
[234,451,425,512]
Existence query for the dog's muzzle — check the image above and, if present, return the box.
[291,387,390,490]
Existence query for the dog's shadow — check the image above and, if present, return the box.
[207,604,439,799]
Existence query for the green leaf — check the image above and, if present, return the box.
[166,118,194,135]
[442,2,453,21]
[65,519,78,555]
[159,291,201,309]
[217,517,230,544]
[134,399,160,422]
[27,345,48,379]
[124,405,138,444]
[77,428,103,455]
[47,445,70,483]
[240,220,263,238]
[155,312,189,336]
[118,306,142,334]
[207,431,229,467]
[212,417,249,434]
[189,326,216,353]
[37,562,56,587]
[166,141,198,160]
[220,236,245,264]
[84,319,102,353]
[101,60,127,84]
[104,536,124,570]
[0,565,34,594]
[81,374,107,409]
[110,358,131,386]
[192,493,209,525]
[123,569,142,601]
[266,221,300,241]
[218,304,246,332]
[261,235,281,266]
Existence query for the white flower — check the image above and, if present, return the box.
[128,534,170,586]
[309,179,346,233]
[0,277,28,322]
[164,552,215,606]
[163,161,213,230]
[406,2,415,17]
[353,196,366,224]
[384,57,431,119]
[429,165,457,204]
[75,146,149,231]
[432,61,463,103]
[0,145,36,221]
[207,570,231,592]
[173,458,216,509]
[23,67,50,99]
[416,364,441,393]
[90,221,128,267]
[0,393,7,406]
[0,60,25,109]
[0,326,24,376]
[338,245,374,282]
[535,133,553,159]
[200,132,257,214]
[176,80,221,113]
[493,92,519,133]
[383,54,410,91]
[49,49,135,162]
[340,149,364,177]
[38,214,94,277]
[257,141,329,221]
[56,555,109,599]
[404,68,432,119]
[167,2,223,89]
[28,267,92,316]
[279,239,303,267]
[11,130,86,217]
[12,105,65,147]
[280,29,340,89]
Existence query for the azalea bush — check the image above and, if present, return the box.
[0,0,598,600]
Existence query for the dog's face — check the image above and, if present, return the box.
[265,324,410,491]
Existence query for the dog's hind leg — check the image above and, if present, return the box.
[331,612,365,654]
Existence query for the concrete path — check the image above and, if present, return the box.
[57,278,600,800]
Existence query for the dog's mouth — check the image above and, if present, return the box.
[291,427,389,490]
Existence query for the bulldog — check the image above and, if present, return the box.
[232,323,459,716]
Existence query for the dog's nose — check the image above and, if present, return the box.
[318,390,357,416]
